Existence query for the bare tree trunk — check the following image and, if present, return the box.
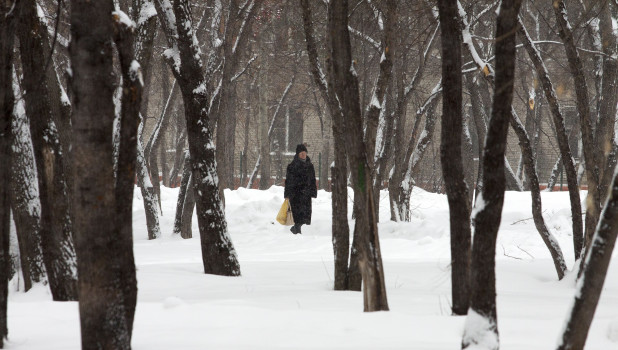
[518,21,583,261]
[438,0,471,316]
[300,0,352,291]
[112,10,142,337]
[137,124,162,240]
[553,0,600,259]
[465,75,488,197]
[391,93,441,221]
[9,98,45,291]
[0,3,17,344]
[509,112,567,279]
[70,0,133,346]
[557,168,618,350]
[328,0,389,312]
[173,151,191,237]
[462,1,522,347]
[463,116,476,206]
[596,2,618,203]
[181,173,195,239]
[258,70,271,190]
[155,0,241,276]
[168,128,186,186]
[19,0,78,301]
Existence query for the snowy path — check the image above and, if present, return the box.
[6,186,618,349]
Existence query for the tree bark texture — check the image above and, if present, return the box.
[112,10,142,337]
[0,2,17,344]
[462,1,522,348]
[518,21,583,262]
[155,0,241,276]
[173,151,192,238]
[9,100,45,291]
[557,165,618,350]
[438,0,471,316]
[168,128,187,185]
[70,0,133,346]
[137,122,162,240]
[180,173,195,239]
[19,0,78,301]
[328,0,389,311]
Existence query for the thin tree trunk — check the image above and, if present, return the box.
[181,173,195,239]
[509,112,567,279]
[553,0,600,259]
[70,0,133,346]
[258,70,270,190]
[19,0,78,301]
[0,3,17,344]
[463,115,476,206]
[173,151,191,236]
[465,75,487,197]
[462,1,522,347]
[547,156,562,192]
[557,166,618,350]
[437,0,471,316]
[328,0,389,311]
[168,128,186,186]
[518,20,583,261]
[137,123,162,240]
[300,0,352,291]
[596,2,618,203]
[112,10,142,337]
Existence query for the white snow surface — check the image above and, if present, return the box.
[7,187,618,349]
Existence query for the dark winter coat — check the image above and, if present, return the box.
[284,155,317,225]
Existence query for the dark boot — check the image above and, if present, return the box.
[290,225,298,234]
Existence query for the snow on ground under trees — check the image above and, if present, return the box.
[6,186,618,349]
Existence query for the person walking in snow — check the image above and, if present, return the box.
[284,144,317,234]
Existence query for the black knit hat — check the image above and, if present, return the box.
[296,144,308,155]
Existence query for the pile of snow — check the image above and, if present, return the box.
[6,186,618,349]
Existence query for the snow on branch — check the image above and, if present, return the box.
[348,25,380,51]
[232,0,255,55]
[457,0,494,77]
[231,54,257,82]
[267,75,296,139]
[404,23,439,98]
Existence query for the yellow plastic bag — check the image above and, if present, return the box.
[276,199,294,226]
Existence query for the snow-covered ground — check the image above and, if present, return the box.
[6,186,618,349]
